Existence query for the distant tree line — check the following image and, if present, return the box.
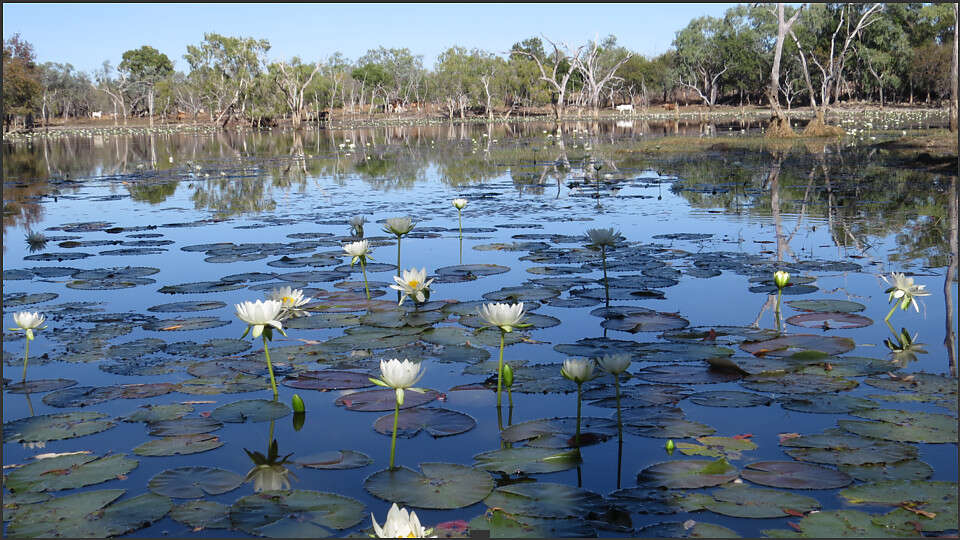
[3,3,957,132]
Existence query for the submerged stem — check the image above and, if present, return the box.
[263,336,278,400]
[496,331,505,408]
[361,258,370,300]
[575,382,582,447]
[389,400,400,469]
[601,247,609,308]
[22,338,30,381]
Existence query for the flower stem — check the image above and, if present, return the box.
[22,338,30,381]
[775,290,783,330]
[601,247,609,309]
[884,304,898,323]
[575,382,582,447]
[360,258,370,300]
[496,331,505,408]
[614,374,622,435]
[396,236,402,303]
[263,336,278,400]
[389,400,399,469]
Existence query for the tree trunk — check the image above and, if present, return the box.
[148,89,155,127]
[950,2,958,132]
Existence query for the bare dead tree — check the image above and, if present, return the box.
[950,2,958,132]
[573,36,633,115]
[765,3,804,135]
[513,36,585,120]
[275,60,321,129]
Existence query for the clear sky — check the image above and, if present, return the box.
[3,3,743,74]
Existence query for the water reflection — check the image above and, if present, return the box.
[243,420,296,493]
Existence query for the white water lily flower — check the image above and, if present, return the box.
[236,299,284,338]
[350,215,366,237]
[452,198,468,210]
[371,503,435,538]
[246,464,294,492]
[773,270,790,289]
[343,240,371,265]
[596,354,631,375]
[478,302,526,333]
[586,227,620,248]
[390,267,434,305]
[12,311,45,341]
[268,286,310,320]
[882,272,931,312]
[370,358,426,406]
[561,358,595,383]
[383,217,415,237]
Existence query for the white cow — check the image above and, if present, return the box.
[91,111,103,119]
[615,104,633,113]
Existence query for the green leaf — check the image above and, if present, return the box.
[364,463,494,509]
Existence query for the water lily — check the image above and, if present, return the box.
[236,299,286,399]
[561,358,595,446]
[596,353,631,376]
[884,327,928,366]
[881,272,931,321]
[383,216,415,237]
[452,198,468,210]
[10,311,45,381]
[370,359,427,469]
[390,267,434,306]
[268,286,310,320]
[24,230,47,252]
[452,199,468,262]
[350,215,366,238]
[773,270,790,289]
[479,302,528,408]
[244,437,296,493]
[371,503,435,538]
[344,240,374,299]
[586,228,619,249]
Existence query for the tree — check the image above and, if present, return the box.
[512,36,584,120]
[2,34,41,131]
[119,45,173,126]
[94,61,132,126]
[763,3,803,135]
[951,2,958,132]
[856,12,909,110]
[673,16,731,107]
[574,35,632,113]
[356,47,424,110]
[271,57,321,128]
[184,33,270,126]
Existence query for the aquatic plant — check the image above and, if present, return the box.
[586,228,620,306]
[350,215,367,238]
[383,217,415,281]
[390,267,433,306]
[369,359,427,469]
[479,302,528,407]
[10,311,46,380]
[773,270,790,329]
[344,240,373,299]
[371,503,434,538]
[881,272,930,323]
[561,358,596,446]
[243,436,295,493]
[268,286,310,320]
[236,299,285,399]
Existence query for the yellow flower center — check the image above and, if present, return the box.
[282,296,295,305]
[407,280,419,288]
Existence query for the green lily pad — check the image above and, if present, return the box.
[482,285,560,302]
[373,407,476,438]
[165,338,251,358]
[1,491,51,522]
[786,312,873,329]
[681,484,820,518]
[41,385,124,408]
[6,490,172,538]
[212,399,291,423]
[5,378,78,394]
[421,326,472,346]
[364,463,493,510]
[3,292,59,307]
[6,453,138,493]
[147,300,227,312]
[740,334,856,357]
[762,509,916,538]
[638,458,738,489]
[434,264,510,282]
[778,394,878,414]
[687,390,772,407]
[467,509,596,538]
[177,374,271,395]
[840,460,934,482]
[624,416,717,439]
[782,430,918,466]
[741,460,852,489]
[170,500,231,529]
[297,450,373,470]
[635,364,742,384]
[786,299,866,313]
[873,505,959,534]
[601,311,690,333]
[636,341,736,363]
[159,280,247,294]
[3,411,116,442]
[473,447,582,474]
[147,417,223,436]
[285,312,361,329]
[482,482,606,518]
[841,480,957,530]
[676,436,758,460]
[637,521,741,538]
[282,370,373,391]
[143,316,230,332]
[335,388,439,412]
[864,372,958,396]
[740,372,858,394]
[840,409,958,443]
[133,433,224,456]
[229,489,365,536]
[584,383,691,406]
[662,326,780,346]
[500,417,618,448]
[148,466,244,498]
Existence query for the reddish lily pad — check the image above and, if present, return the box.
[601,311,690,333]
[282,370,374,391]
[373,407,476,438]
[786,312,873,329]
[335,388,439,412]
[740,334,856,357]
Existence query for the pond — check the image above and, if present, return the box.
[2,119,958,538]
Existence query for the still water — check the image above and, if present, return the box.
[3,121,957,537]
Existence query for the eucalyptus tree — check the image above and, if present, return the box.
[501,38,551,112]
[2,34,41,131]
[511,36,584,120]
[856,11,910,109]
[119,45,174,126]
[94,60,132,125]
[355,47,424,110]
[672,16,731,107]
[574,35,632,114]
[271,57,321,128]
[184,33,271,126]
[755,3,803,134]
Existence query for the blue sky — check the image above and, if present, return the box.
[3,3,743,74]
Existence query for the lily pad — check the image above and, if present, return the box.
[786,299,866,313]
[500,417,618,448]
[682,484,820,518]
[41,386,124,408]
[212,399,291,423]
[762,508,915,537]
[482,482,606,518]
[5,378,78,394]
[298,450,373,470]
[601,311,690,333]
[638,459,738,489]
[782,430,918,466]
[133,433,224,456]
[122,403,194,423]
[159,280,246,294]
[373,407,476,438]
[142,316,230,332]
[777,394,877,414]
[786,312,873,329]
[282,370,373,391]
[840,409,958,443]
[740,334,856,357]
[467,509,596,538]
[146,300,227,313]
[364,463,494,509]
[148,417,223,436]
[740,372,858,394]
[3,411,116,442]
[687,390,772,408]
[5,490,172,538]
[434,264,510,282]
[285,312,361,329]
[6,453,138,493]
[473,447,582,474]
[840,460,934,482]
[148,466,244,498]
[170,500,231,529]
[335,388,439,412]
[635,365,741,384]
[2,292,59,307]
[840,480,957,530]
[741,461,852,489]
[636,521,741,538]
[229,489,365,536]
